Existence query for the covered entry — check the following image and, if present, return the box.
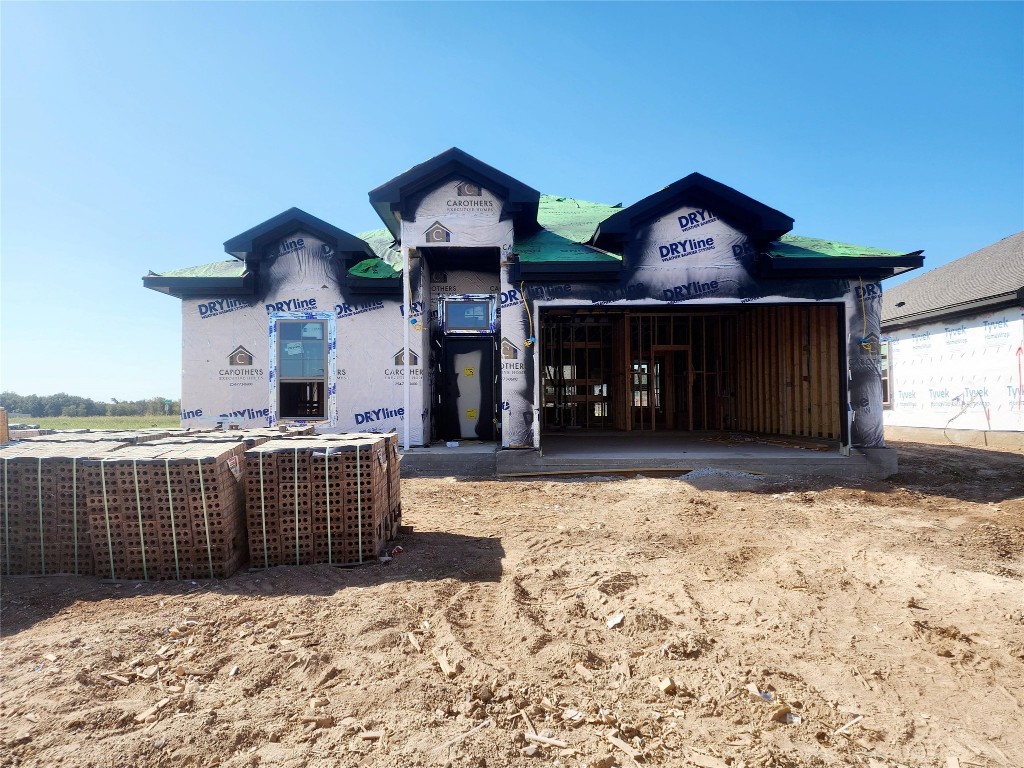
[540,305,845,440]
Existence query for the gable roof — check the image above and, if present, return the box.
[223,207,375,261]
[592,172,794,250]
[881,232,1024,328]
[368,147,541,239]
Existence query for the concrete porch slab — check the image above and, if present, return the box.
[496,433,897,480]
[399,441,498,478]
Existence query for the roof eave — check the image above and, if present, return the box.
[760,252,924,280]
[142,273,256,300]
[882,289,1023,330]
[512,259,622,282]
[347,276,402,295]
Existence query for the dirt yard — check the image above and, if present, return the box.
[2,438,1022,768]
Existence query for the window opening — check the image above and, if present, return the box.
[277,320,327,419]
[541,313,613,429]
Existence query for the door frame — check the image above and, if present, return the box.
[631,344,692,431]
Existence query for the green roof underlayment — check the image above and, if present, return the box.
[763,234,923,279]
[144,199,921,296]
[515,195,622,265]
[354,228,403,278]
[348,257,400,279]
[357,228,401,262]
[142,259,254,297]
[769,235,905,259]
[156,260,249,278]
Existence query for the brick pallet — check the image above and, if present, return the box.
[245,435,394,568]
[2,426,395,579]
[0,428,279,579]
[83,442,250,581]
[0,441,119,576]
[277,432,402,538]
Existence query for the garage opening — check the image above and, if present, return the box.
[540,305,844,440]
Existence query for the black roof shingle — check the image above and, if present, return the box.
[881,232,1024,328]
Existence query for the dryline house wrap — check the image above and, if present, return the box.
[144,148,923,461]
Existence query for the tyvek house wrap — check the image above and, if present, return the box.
[499,203,886,449]
[885,307,1024,431]
[179,232,425,443]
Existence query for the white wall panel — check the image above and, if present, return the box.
[884,307,1024,431]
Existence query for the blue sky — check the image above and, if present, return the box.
[1,1,1021,401]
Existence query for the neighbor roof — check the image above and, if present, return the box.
[881,232,1024,328]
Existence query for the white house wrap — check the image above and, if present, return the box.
[882,232,1024,438]
[145,148,923,466]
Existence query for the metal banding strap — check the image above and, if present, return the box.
[132,459,148,581]
[356,445,362,564]
[3,458,9,576]
[72,457,79,575]
[100,460,116,580]
[164,459,180,580]
[37,457,45,574]
[197,458,214,580]
[259,452,268,569]
[293,447,299,566]
[325,448,332,565]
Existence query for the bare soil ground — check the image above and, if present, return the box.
[2,438,1022,768]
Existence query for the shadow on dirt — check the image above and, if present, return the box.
[658,440,1023,505]
[488,441,1023,504]
[881,440,1024,503]
[0,529,503,636]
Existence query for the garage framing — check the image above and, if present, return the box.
[539,303,845,443]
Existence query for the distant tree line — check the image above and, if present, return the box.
[0,392,181,418]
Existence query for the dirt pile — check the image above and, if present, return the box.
[2,438,1022,767]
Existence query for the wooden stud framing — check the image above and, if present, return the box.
[538,305,842,440]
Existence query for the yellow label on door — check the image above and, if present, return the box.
[466,409,478,419]
[463,367,475,377]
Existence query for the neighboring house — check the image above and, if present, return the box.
[881,232,1024,442]
[144,147,923,467]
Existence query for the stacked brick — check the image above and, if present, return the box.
[245,434,397,568]
[0,441,119,576]
[82,442,252,581]
[1,425,396,579]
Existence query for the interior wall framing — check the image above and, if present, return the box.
[539,304,844,440]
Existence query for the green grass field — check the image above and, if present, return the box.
[22,415,182,431]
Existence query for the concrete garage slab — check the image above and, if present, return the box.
[498,433,897,479]
[402,433,898,479]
